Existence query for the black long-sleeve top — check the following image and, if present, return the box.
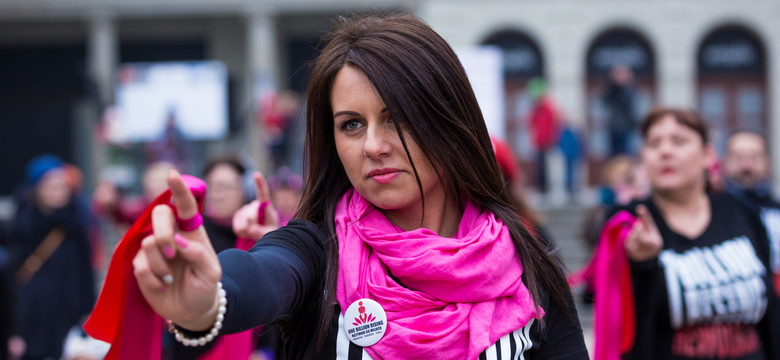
[213,220,588,359]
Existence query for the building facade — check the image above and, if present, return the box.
[0,0,777,195]
[422,0,780,188]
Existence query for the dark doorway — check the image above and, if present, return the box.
[0,44,87,195]
[119,39,206,63]
[585,28,657,184]
[482,30,545,187]
[285,35,319,95]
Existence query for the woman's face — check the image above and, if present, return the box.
[331,65,444,219]
[641,115,714,193]
[272,187,301,215]
[36,168,71,211]
[205,164,246,222]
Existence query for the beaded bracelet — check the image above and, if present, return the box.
[167,281,227,347]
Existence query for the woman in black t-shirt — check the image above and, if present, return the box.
[616,107,780,360]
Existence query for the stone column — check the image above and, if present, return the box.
[88,12,117,107]
[245,8,278,174]
[657,23,696,109]
[84,12,118,190]
[768,28,780,192]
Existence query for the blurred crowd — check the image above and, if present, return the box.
[0,58,778,360]
[0,150,306,360]
[0,88,306,360]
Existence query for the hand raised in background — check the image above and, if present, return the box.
[233,172,280,241]
[624,204,663,262]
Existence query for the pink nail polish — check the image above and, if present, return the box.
[175,234,189,249]
[163,246,176,259]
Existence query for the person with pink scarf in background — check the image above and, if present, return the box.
[88,13,587,360]
[587,108,780,360]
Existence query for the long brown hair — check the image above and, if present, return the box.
[297,13,572,352]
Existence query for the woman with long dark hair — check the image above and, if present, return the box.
[130,13,587,359]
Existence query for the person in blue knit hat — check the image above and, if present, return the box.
[25,154,64,185]
[6,154,95,360]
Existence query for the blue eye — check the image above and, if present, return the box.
[340,119,362,131]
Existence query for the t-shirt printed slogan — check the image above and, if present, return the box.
[660,236,767,358]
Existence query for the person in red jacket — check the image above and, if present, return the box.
[527,77,561,194]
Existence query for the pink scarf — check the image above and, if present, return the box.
[568,210,637,360]
[335,189,540,360]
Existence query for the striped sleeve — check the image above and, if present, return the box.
[480,319,535,360]
[335,313,535,360]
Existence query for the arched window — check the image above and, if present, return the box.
[585,28,656,184]
[697,25,767,155]
[482,30,544,185]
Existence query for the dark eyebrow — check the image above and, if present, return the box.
[333,108,388,118]
[333,110,360,118]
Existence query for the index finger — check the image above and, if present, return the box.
[168,169,199,223]
[253,172,272,203]
[636,204,657,229]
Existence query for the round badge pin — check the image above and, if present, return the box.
[343,298,387,347]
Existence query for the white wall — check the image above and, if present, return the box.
[3,0,780,188]
[419,0,780,185]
